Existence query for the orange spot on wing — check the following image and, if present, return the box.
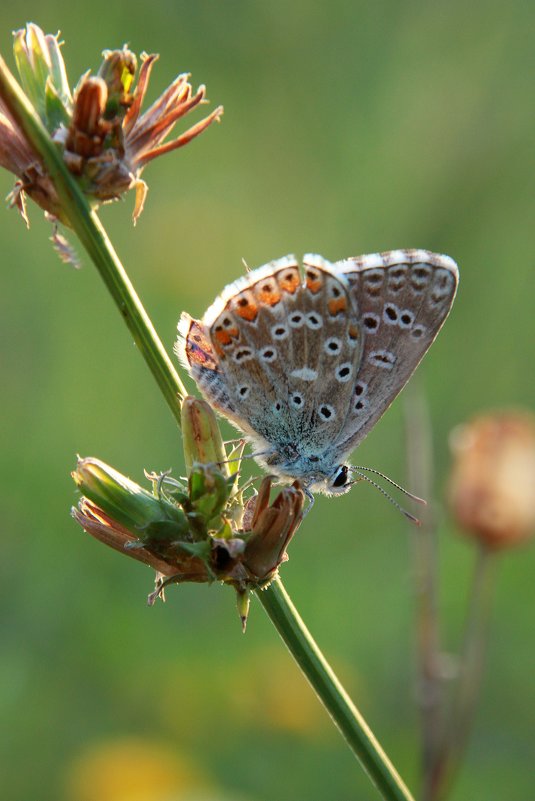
[235,300,259,321]
[348,324,360,340]
[306,273,323,294]
[258,285,282,306]
[278,270,300,294]
[214,327,238,345]
[328,297,348,316]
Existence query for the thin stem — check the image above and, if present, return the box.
[257,578,416,801]
[0,56,187,426]
[428,545,495,801]
[1,53,416,801]
[404,382,443,801]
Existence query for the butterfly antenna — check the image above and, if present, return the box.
[351,465,427,505]
[352,471,421,526]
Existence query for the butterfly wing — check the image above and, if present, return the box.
[331,249,459,457]
[177,255,364,469]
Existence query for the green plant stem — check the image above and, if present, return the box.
[0,54,416,801]
[0,55,187,426]
[258,578,415,801]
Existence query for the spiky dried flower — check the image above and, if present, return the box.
[0,24,223,226]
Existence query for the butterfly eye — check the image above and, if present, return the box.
[332,466,349,488]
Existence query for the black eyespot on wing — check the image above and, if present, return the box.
[363,315,379,331]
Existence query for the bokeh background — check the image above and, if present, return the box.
[0,2,533,800]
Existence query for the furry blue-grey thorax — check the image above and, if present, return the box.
[176,250,458,495]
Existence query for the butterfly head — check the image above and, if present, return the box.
[307,464,353,496]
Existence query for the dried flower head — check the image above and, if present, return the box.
[0,24,222,225]
[72,399,304,629]
[448,410,535,550]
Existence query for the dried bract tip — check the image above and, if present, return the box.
[243,477,305,583]
[448,410,535,550]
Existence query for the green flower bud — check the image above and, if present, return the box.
[181,396,228,475]
[72,456,189,541]
[97,47,137,119]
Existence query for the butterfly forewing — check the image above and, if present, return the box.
[184,256,363,457]
[332,249,459,455]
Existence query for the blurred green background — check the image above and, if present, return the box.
[0,2,533,800]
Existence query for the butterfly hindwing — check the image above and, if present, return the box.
[332,249,459,456]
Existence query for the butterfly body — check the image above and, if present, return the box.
[177,250,458,495]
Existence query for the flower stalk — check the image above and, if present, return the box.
[2,27,417,801]
[0,48,187,422]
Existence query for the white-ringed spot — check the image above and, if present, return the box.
[318,403,336,422]
[363,269,385,295]
[362,313,380,333]
[324,337,342,355]
[399,309,415,328]
[354,380,368,397]
[271,323,289,340]
[233,347,254,363]
[238,385,250,399]
[259,346,277,363]
[306,312,323,330]
[383,303,400,325]
[429,269,454,305]
[411,324,426,339]
[289,312,305,328]
[368,349,396,370]
[410,263,431,292]
[354,397,369,414]
[290,393,305,410]
[387,265,407,293]
[335,363,352,383]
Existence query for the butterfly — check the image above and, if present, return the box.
[176,250,458,496]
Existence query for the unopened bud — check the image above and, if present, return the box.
[72,456,189,542]
[98,47,137,118]
[181,395,228,475]
[448,411,535,550]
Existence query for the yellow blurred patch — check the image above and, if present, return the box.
[65,737,211,801]
[230,647,358,738]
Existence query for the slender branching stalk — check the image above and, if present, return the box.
[428,545,495,801]
[0,54,416,801]
[404,382,444,800]
[0,54,187,427]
